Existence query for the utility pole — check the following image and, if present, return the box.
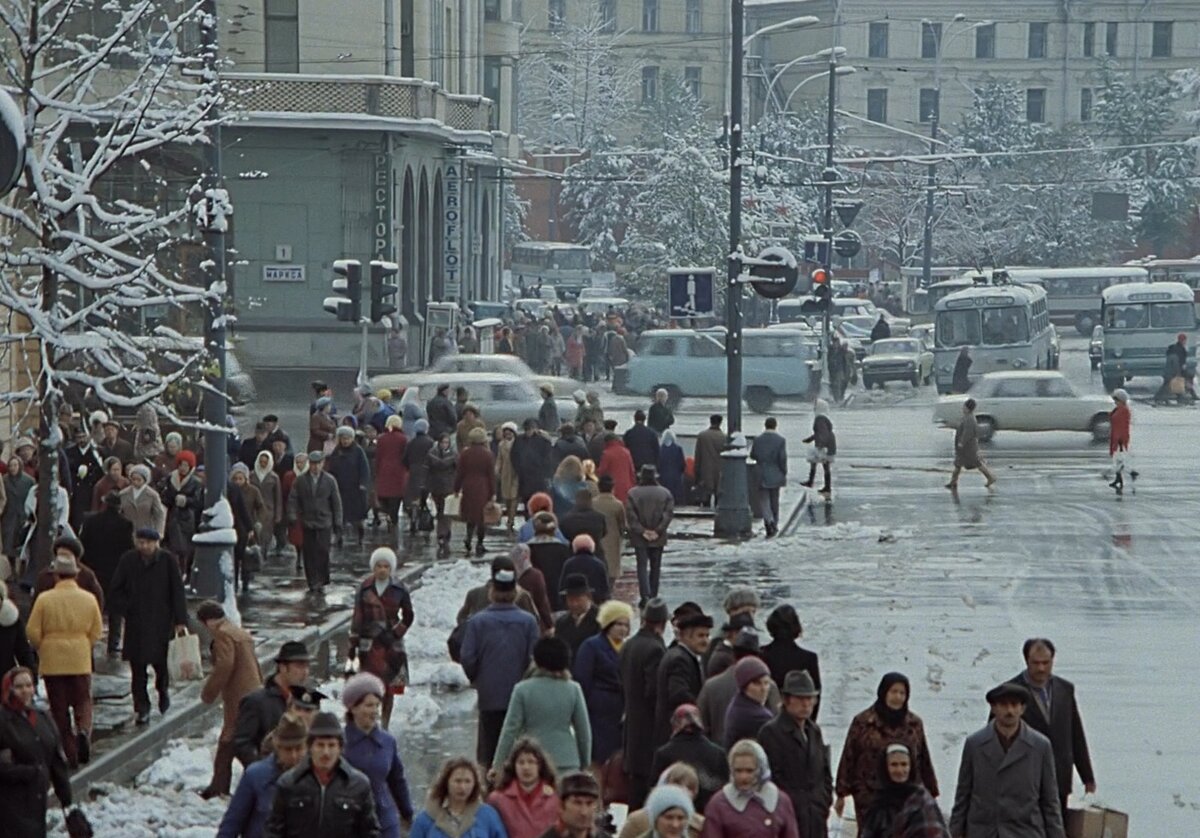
[821,53,838,389]
[922,62,939,290]
[199,0,228,508]
[715,0,752,538]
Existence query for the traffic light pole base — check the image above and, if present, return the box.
[714,453,754,539]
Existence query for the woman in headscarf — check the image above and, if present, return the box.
[835,672,938,822]
[0,666,73,837]
[326,425,372,547]
[153,431,183,479]
[118,464,167,536]
[349,547,414,728]
[486,737,560,838]
[454,426,495,557]
[282,452,308,572]
[510,543,553,632]
[251,450,282,557]
[573,599,631,770]
[229,463,265,590]
[620,762,706,838]
[859,744,949,838]
[409,757,506,838]
[160,449,203,577]
[495,422,520,532]
[657,431,686,504]
[398,386,426,439]
[307,397,337,456]
[638,782,698,838]
[551,455,589,518]
[2,456,35,562]
[700,739,798,838]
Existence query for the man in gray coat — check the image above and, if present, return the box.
[749,416,787,537]
[625,464,674,607]
[286,450,342,594]
[950,683,1065,838]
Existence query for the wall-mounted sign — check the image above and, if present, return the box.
[443,162,462,299]
[263,264,305,283]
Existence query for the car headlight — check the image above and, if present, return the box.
[1012,359,1028,368]
[906,361,916,369]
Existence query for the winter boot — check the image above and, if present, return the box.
[800,464,816,488]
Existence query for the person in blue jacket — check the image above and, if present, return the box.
[217,713,308,838]
[410,756,508,838]
[573,599,632,769]
[342,672,414,838]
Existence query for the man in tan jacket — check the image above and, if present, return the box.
[198,600,262,798]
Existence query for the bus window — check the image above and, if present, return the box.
[936,310,981,347]
[1149,302,1195,329]
[981,307,1029,345]
[1106,304,1148,329]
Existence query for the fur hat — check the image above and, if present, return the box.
[230,462,250,478]
[129,464,152,483]
[646,783,695,824]
[723,588,760,614]
[370,547,397,575]
[176,449,197,469]
[527,492,553,514]
[571,533,595,553]
[468,426,488,445]
[597,599,633,631]
[642,597,669,624]
[52,554,79,577]
[533,636,570,672]
[734,656,771,691]
[342,672,386,709]
[558,770,601,800]
[335,425,355,440]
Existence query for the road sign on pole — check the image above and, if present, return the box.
[668,268,715,319]
[0,89,26,198]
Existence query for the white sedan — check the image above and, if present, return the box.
[933,371,1114,442]
[861,338,934,388]
[371,354,581,398]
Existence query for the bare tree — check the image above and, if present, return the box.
[0,0,224,573]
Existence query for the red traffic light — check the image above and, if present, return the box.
[811,268,829,285]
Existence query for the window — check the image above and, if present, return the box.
[1153,21,1173,57]
[548,0,565,29]
[642,0,658,32]
[685,0,701,34]
[264,0,299,73]
[919,88,939,123]
[484,0,501,22]
[935,310,981,347]
[1105,22,1118,56]
[1080,88,1093,122]
[1037,377,1075,398]
[975,23,995,59]
[684,66,702,98]
[599,0,615,33]
[983,307,1030,345]
[1082,21,1095,57]
[1026,88,1046,123]
[1028,22,1048,58]
[921,22,941,59]
[643,338,677,356]
[868,22,889,58]
[484,56,502,128]
[1150,302,1194,329]
[867,88,888,123]
[641,65,659,102]
[993,377,1037,397]
[688,336,724,357]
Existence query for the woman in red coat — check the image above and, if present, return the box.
[374,415,409,530]
[1108,388,1134,493]
[455,426,496,556]
[597,436,636,501]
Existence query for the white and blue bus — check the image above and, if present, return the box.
[933,280,1054,393]
[510,242,594,299]
[1099,282,1198,392]
[1004,266,1147,335]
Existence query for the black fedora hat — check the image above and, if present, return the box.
[275,641,311,664]
[559,573,593,597]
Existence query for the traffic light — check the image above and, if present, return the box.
[370,260,399,324]
[324,259,362,322]
[812,268,832,311]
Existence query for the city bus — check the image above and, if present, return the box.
[932,280,1055,393]
[1003,267,1147,335]
[906,277,975,323]
[1099,282,1197,392]
[1133,258,1200,305]
[510,242,593,299]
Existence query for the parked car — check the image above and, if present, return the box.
[932,371,1113,443]
[861,338,934,388]
[383,372,574,430]
[371,355,579,399]
[1089,325,1103,370]
[616,327,820,412]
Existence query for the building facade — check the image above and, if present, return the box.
[221,0,520,369]
[751,1,1200,148]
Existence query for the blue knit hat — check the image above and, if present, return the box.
[646,783,694,825]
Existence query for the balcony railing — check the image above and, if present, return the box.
[225,73,495,133]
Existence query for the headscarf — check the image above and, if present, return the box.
[661,430,678,448]
[2,666,36,726]
[861,744,921,835]
[722,739,779,813]
[873,672,911,728]
[293,453,310,477]
[670,703,704,736]
[814,399,830,417]
[255,450,275,483]
[509,543,532,576]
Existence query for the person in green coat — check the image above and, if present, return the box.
[490,636,591,778]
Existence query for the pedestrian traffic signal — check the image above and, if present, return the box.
[812,269,832,310]
[370,260,399,324]
[324,259,362,322]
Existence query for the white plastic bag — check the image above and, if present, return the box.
[167,630,203,681]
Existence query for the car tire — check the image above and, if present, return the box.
[910,373,921,387]
[1090,414,1111,444]
[976,417,997,443]
[745,386,775,414]
[862,377,875,390]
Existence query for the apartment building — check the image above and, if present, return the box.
[221,0,521,369]
[750,1,1200,148]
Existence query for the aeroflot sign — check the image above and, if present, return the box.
[443,162,462,299]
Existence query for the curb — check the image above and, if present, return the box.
[70,562,428,798]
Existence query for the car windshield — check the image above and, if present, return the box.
[872,340,918,355]
[937,306,1030,347]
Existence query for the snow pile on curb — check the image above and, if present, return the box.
[404,559,487,690]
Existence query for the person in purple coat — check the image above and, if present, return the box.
[701,739,799,838]
[341,672,414,838]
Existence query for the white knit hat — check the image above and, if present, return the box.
[370,547,397,575]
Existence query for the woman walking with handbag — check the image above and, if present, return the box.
[349,547,414,728]
[455,427,496,557]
